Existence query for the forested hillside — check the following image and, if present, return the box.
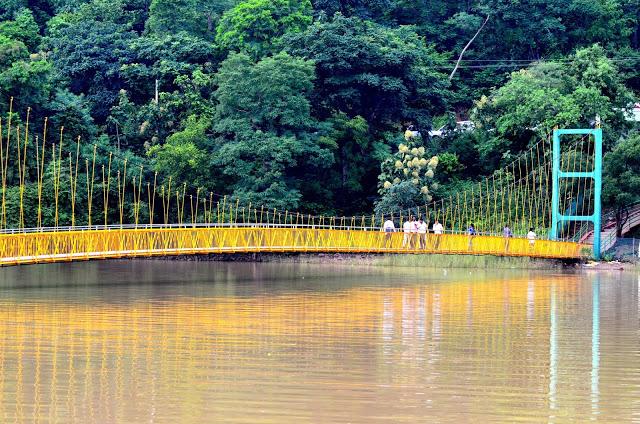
[0,0,638,218]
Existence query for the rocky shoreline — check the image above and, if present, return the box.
[580,261,639,272]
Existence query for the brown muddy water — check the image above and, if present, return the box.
[0,260,638,423]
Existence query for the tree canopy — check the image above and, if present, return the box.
[285,14,449,131]
[0,0,637,218]
[603,134,640,235]
[216,0,312,58]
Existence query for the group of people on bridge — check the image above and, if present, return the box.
[381,217,537,252]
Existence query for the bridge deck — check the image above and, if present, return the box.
[0,227,586,266]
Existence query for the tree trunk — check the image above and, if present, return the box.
[449,15,490,81]
[340,147,348,209]
[616,206,629,238]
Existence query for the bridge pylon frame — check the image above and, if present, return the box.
[551,128,603,260]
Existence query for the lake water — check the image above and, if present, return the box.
[0,261,638,423]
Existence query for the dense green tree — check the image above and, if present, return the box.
[317,113,386,212]
[0,33,28,68]
[472,45,634,165]
[373,180,420,216]
[375,138,439,215]
[312,0,392,21]
[68,0,149,27]
[150,52,332,209]
[0,55,52,113]
[214,52,315,134]
[216,0,312,58]
[47,90,97,143]
[603,134,640,236]
[112,66,217,154]
[0,0,55,26]
[0,0,25,21]
[285,14,450,133]
[146,0,202,35]
[0,8,40,50]
[121,32,218,100]
[148,114,210,187]
[386,0,638,112]
[212,52,332,209]
[147,0,238,36]
[48,19,137,121]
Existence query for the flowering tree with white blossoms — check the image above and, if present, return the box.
[375,139,439,215]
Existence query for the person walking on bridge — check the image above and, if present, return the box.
[417,218,428,249]
[382,218,396,248]
[503,224,513,252]
[527,228,537,249]
[467,224,476,251]
[403,217,415,248]
[432,219,443,250]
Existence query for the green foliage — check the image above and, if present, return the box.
[373,180,419,216]
[121,32,219,100]
[316,112,387,211]
[214,51,316,133]
[62,0,150,28]
[603,133,640,209]
[211,52,332,209]
[0,0,638,219]
[603,133,640,236]
[312,0,392,21]
[0,0,26,21]
[375,138,439,214]
[147,0,239,36]
[0,8,40,51]
[148,115,210,187]
[285,14,449,132]
[0,34,28,67]
[436,152,463,182]
[48,19,138,121]
[47,90,97,142]
[147,0,202,35]
[149,52,332,209]
[473,45,634,163]
[216,0,312,58]
[0,56,52,113]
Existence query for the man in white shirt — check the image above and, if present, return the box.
[432,220,443,249]
[382,218,395,247]
[417,219,428,249]
[403,217,413,248]
[433,220,443,234]
[409,216,419,249]
[527,228,536,248]
[383,219,395,231]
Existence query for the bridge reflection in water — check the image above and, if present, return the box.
[0,225,584,266]
[0,263,636,422]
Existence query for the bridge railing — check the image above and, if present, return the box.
[0,226,585,266]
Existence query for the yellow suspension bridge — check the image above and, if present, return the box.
[0,102,594,266]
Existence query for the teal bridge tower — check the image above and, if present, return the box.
[551,128,603,260]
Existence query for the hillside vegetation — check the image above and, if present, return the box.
[0,0,638,218]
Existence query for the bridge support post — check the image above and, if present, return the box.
[551,128,603,260]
